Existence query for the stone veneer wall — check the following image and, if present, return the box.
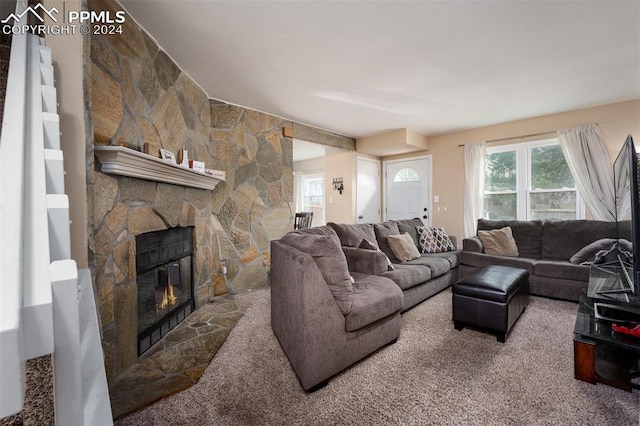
[86,0,293,381]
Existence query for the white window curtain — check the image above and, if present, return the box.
[463,142,486,237]
[557,123,615,221]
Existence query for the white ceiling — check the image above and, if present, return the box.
[119,0,640,139]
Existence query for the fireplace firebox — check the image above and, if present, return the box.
[136,227,195,355]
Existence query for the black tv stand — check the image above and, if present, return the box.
[589,263,637,309]
[574,290,640,391]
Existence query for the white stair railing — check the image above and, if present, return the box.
[0,5,29,418]
[0,1,112,423]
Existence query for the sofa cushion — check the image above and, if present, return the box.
[416,226,456,253]
[477,219,543,258]
[458,251,536,274]
[359,238,394,270]
[421,251,460,268]
[617,220,633,241]
[534,260,590,282]
[345,273,404,332]
[381,264,432,291]
[387,232,421,262]
[281,233,353,315]
[328,223,377,248]
[394,217,424,248]
[541,220,619,261]
[374,221,401,263]
[402,256,451,278]
[291,225,341,246]
[478,226,519,257]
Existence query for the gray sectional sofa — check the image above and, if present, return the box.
[270,218,460,390]
[459,219,631,302]
[271,216,631,390]
[328,219,460,310]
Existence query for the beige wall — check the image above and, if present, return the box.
[293,157,324,172]
[324,150,358,223]
[408,100,640,239]
[295,149,375,224]
[302,101,640,232]
[45,0,88,268]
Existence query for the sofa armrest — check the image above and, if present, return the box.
[270,240,348,389]
[342,247,388,275]
[449,235,458,250]
[462,236,483,253]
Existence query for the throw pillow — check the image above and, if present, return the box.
[281,233,353,315]
[359,238,394,271]
[569,238,623,265]
[477,219,542,258]
[416,226,456,253]
[387,232,421,262]
[358,238,377,251]
[477,226,519,257]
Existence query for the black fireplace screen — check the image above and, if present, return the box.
[136,226,195,355]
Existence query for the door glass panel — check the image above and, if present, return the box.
[393,167,419,182]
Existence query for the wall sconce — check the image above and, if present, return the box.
[332,178,344,195]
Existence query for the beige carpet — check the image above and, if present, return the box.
[117,287,639,425]
[0,356,54,426]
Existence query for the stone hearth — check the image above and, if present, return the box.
[108,293,249,419]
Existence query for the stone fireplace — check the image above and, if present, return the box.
[86,0,304,384]
[89,176,225,380]
[136,226,195,355]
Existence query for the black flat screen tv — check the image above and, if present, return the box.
[613,134,640,296]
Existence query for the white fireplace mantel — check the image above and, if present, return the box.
[94,146,225,190]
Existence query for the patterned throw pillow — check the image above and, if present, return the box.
[416,226,456,253]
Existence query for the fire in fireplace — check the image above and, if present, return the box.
[136,226,195,355]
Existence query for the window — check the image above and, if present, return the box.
[393,167,420,182]
[483,139,583,221]
[295,171,325,226]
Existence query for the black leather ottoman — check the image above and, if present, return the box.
[452,265,529,342]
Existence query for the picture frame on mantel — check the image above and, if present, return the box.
[160,149,176,164]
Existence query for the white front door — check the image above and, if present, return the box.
[356,157,381,223]
[385,157,431,225]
